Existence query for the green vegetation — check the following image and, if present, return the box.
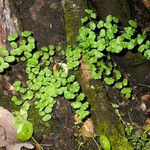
[125,123,150,150]
[0,9,149,143]
[99,135,111,150]
[17,121,33,142]
[65,9,150,99]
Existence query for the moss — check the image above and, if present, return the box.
[28,105,53,133]
[74,71,133,150]
[62,0,87,45]
[0,93,13,110]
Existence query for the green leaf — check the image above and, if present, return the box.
[10,42,18,49]
[64,91,76,99]
[129,20,137,28]
[1,62,9,69]
[100,135,111,150]
[80,102,89,110]
[69,81,80,93]
[122,78,128,86]
[19,40,26,46]
[41,46,48,52]
[144,49,150,60]
[22,90,34,100]
[49,49,55,56]
[113,16,119,23]
[33,51,43,59]
[13,81,22,91]
[27,36,35,43]
[92,72,102,79]
[81,16,88,24]
[27,58,39,67]
[112,24,118,33]
[100,29,106,37]
[76,93,85,101]
[114,70,122,80]
[22,102,30,111]
[24,52,32,59]
[42,114,52,121]
[8,33,18,42]
[71,101,82,109]
[44,106,53,113]
[89,22,96,30]
[90,13,96,19]
[137,34,145,45]
[85,9,93,14]
[104,22,112,29]
[0,66,4,73]
[28,72,35,80]
[138,45,146,52]
[115,82,123,89]
[10,48,23,56]
[17,121,33,142]
[4,56,15,63]
[97,21,104,28]
[104,77,114,85]
[21,31,32,37]
[49,44,55,50]
[121,87,132,99]
[56,45,62,52]
[12,96,22,105]
[67,75,75,83]
[76,110,90,120]
[0,47,9,56]
[106,15,113,23]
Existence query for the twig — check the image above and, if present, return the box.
[92,137,101,150]
[31,137,44,150]
[137,83,150,88]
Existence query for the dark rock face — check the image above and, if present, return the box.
[9,0,66,48]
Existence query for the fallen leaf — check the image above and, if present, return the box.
[141,94,150,101]
[74,115,82,124]
[80,59,92,81]
[140,102,147,111]
[35,143,41,150]
[0,107,17,146]
[146,118,150,124]
[81,118,95,139]
[52,63,58,73]
[6,143,34,150]
[143,0,150,9]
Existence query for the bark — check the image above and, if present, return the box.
[89,0,132,26]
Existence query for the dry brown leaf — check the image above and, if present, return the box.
[0,107,17,146]
[143,0,150,9]
[74,115,82,124]
[141,94,150,101]
[6,143,34,150]
[81,118,95,139]
[80,60,92,81]
[35,143,41,150]
[146,118,150,124]
[52,63,58,73]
